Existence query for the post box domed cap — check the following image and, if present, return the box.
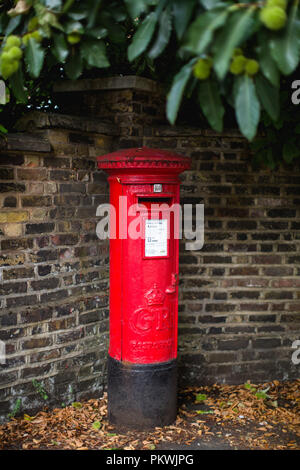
[97,147,191,171]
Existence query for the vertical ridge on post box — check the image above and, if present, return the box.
[97,147,190,430]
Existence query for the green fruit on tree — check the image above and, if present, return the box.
[22,31,42,46]
[193,58,212,80]
[266,0,287,10]
[245,59,259,76]
[5,35,21,49]
[0,60,19,80]
[22,33,31,46]
[1,52,11,63]
[67,33,81,45]
[233,48,243,57]
[230,55,247,75]
[1,62,14,79]
[28,17,39,32]
[260,6,287,30]
[7,46,23,61]
[31,31,42,43]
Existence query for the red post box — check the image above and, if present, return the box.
[97,147,190,429]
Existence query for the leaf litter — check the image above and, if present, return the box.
[0,379,299,450]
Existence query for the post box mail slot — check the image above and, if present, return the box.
[97,147,191,429]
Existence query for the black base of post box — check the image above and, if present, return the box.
[107,355,178,430]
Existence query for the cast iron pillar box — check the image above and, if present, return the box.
[97,147,191,429]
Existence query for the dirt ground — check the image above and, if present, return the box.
[0,379,299,450]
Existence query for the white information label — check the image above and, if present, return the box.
[145,219,168,257]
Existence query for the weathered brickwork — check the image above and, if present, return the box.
[0,119,115,422]
[0,77,299,423]
[54,76,166,147]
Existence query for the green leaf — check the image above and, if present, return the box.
[44,0,62,11]
[200,0,230,9]
[257,30,280,87]
[67,4,88,21]
[128,12,158,62]
[124,0,149,19]
[244,383,256,391]
[67,12,86,21]
[23,414,34,422]
[80,40,109,68]
[270,0,300,75]
[110,5,127,22]
[172,0,196,40]
[99,11,126,43]
[184,8,228,56]
[53,33,69,62]
[64,53,82,79]
[35,4,64,32]
[283,141,300,163]
[255,391,269,400]
[85,27,108,39]
[213,7,256,80]
[234,74,260,141]
[92,420,102,430]
[196,410,214,414]
[195,393,207,402]
[87,0,102,29]
[148,6,172,59]
[5,15,21,36]
[71,401,82,408]
[255,387,270,399]
[197,79,225,132]
[166,59,196,124]
[185,76,198,99]
[25,38,45,78]
[62,0,75,14]
[0,124,8,134]
[8,399,22,419]
[255,74,279,122]
[65,20,84,35]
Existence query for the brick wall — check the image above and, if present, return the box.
[0,115,117,422]
[0,77,299,423]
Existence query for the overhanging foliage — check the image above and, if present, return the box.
[0,0,300,166]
